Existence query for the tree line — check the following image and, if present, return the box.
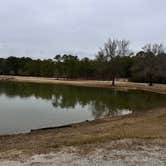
[0,39,166,86]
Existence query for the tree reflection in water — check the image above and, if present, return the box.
[0,81,166,119]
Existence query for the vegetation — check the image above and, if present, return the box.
[0,39,166,85]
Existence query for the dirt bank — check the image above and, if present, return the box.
[0,75,166,94]
[0,107,166,160]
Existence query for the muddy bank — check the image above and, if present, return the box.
[0,75,166,94]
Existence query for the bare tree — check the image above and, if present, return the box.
[117,40,130,56]
[142,43,165,55]
[98,39,130,86]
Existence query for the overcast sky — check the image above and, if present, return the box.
[0,0,165,59]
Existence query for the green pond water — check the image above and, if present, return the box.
[0,81,166,135]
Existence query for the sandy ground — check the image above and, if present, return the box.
[0,139,166,166]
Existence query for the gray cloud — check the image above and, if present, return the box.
[0,0,165,59]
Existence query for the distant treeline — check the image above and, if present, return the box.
[0,39,166,85]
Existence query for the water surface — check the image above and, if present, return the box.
[0,81,166,135]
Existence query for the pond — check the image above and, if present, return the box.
[0,81,166,135]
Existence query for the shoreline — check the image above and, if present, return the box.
[0,107,165,160]
[0,75,166,163]
[0,75,166,94]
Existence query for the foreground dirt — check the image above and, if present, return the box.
[0,75,166,94]
[1,139,166,166]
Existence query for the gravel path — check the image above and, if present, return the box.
[1,143,166,166]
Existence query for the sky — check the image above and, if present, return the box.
[0,0,166,59]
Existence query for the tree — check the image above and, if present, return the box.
[54,55,63,79]
[155,53,166,83]
[79,57,96,79]
[131,51,157,86]
[131,43,166,86]
[97,39,130,85]
[142,43,165,55]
